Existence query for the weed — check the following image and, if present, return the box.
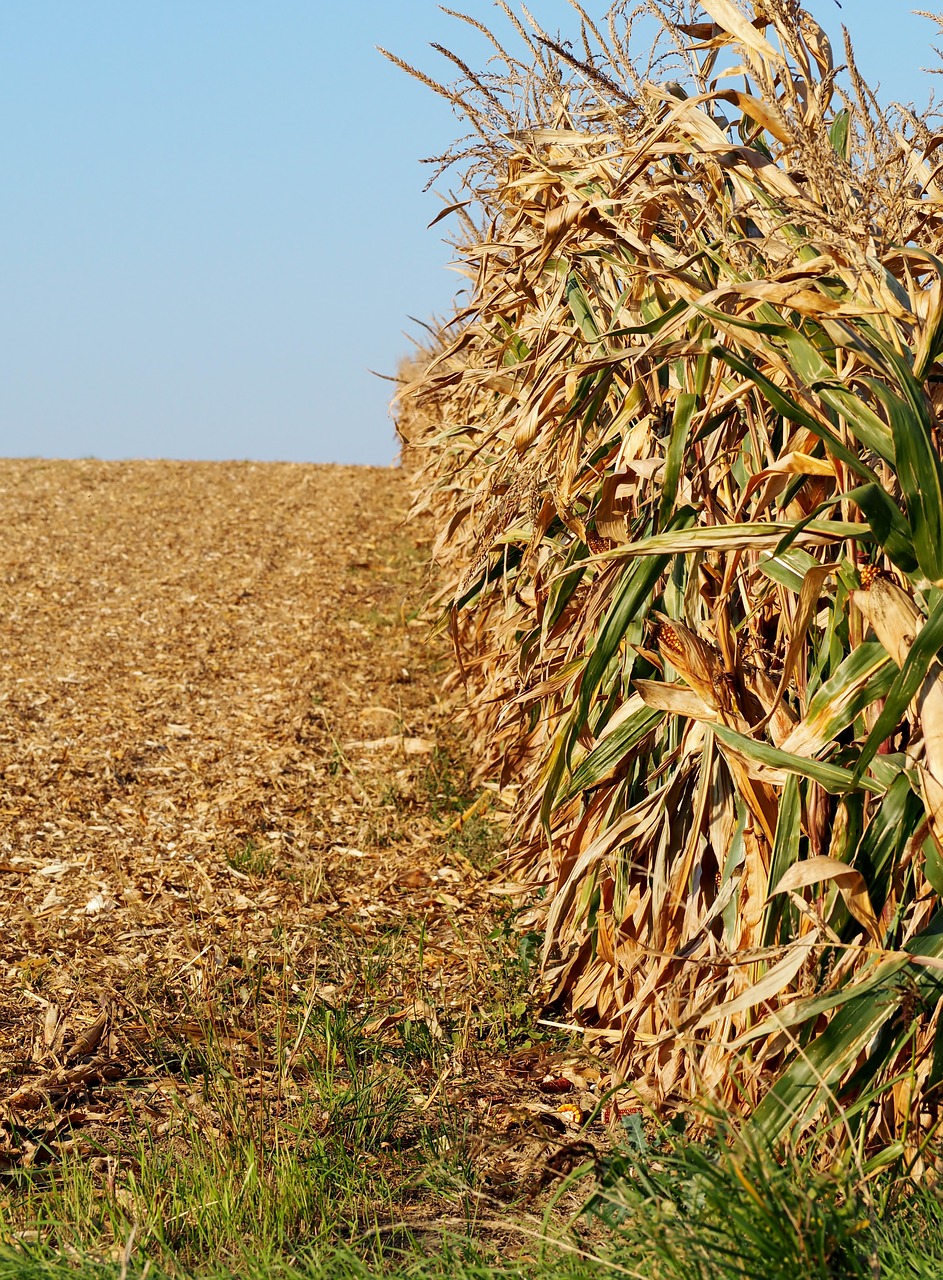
[226,838,274,878]
[419,749,474,823]
[587,1113,880,1280]
[446,813,502,873]
[3,984,943,1279]
[0,980,465,1277]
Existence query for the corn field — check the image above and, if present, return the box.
[390,0,943,1155]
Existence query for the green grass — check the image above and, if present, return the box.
[0,1247,603,1280]
[4,1019,943,1280]
[419,748,505,872]
[0,908,585,1280]
[0,999,465,1278]
[583,1106,943,1280]
[226,838,275,878]
[7,1119,943,1280]
[5,829,943,1280]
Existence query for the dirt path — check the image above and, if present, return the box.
[0,461,502,1116]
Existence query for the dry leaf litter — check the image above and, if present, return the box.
[0,459,604,1210]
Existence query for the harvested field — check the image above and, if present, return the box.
[0,459,437,991]
[0,468,423,1135]
[0,460,604,1245]
[0,459,437,944]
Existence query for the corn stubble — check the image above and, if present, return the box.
[391,1,943,1153]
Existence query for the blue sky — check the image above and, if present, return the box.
[0,2,937,466]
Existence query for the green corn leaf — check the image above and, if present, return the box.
[710,721,884,794]
[791,641,894,748]
[864,376,943,584]
[867,752,910,791]
[753,914,943,1142]
[743,952,907,1045]
[540,723,578,832]
[563,705,665,800]
[567,273,601,341]
[710,311,896,463]
[607,297,688,340]
[768,503,858,563]
[763,774,802,946]
[929,1005,943,1090]
[560,369,608,427]
[751,981,900,1143]
[774,327,896,461]
[540,507,697,826]
[758,547,821,594]
[450,543,524,613]
[815,383,896,463]
[607,519,864,558]
[496,315,530,363]
[856,773,924,908]
[543,542,588,638]
[925,832,943,897]
[658,391,697,530]
[853,593,943,783]
[575,369,615,435]
[576,506,696,726]
[846,483,919,576]
[709,344,877,480]
[829,108,850,160]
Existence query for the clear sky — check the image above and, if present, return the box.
[0,2,937,466]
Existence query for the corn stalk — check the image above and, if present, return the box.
[392,0,943,1152]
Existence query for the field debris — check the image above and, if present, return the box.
[0,462,481,1145]
[0,458,616,1229]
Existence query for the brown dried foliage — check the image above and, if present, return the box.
[393,2,943,1150]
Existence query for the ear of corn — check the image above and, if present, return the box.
[392,1,943,1153]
